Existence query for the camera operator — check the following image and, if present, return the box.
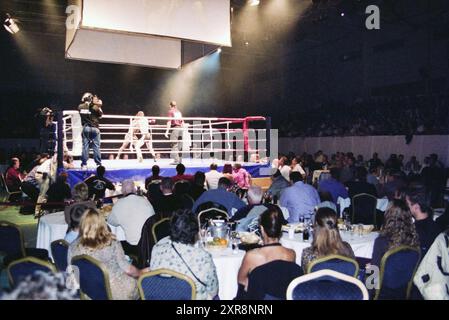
[37,107,56,156]
[78,92,103,169]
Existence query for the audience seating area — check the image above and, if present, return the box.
[0,148,448,300]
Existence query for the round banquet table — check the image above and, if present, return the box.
[202,230,378,300]
[280,230,379,266]
[36,211,126,259]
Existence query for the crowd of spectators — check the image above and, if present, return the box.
[279,95,449,137]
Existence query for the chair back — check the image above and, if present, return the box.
[173,180,191,196]
[146,182,162,201]
[137,215,160,268]
[195,201,228,214]
[352,193,377,225]
[181,194,195,210]
[374,245,421,300]
[247,260,303,300]
[152,218,171,243]
[0,221,26,258]
[0,172,7,195]
[197,207,229,230]
[71,255,113,300]
[138,268,196,300]
[307,255,359,278]
[7,256,56,288]
[50,239,69,272]
[287,269,369,300]
[0,172,22,196]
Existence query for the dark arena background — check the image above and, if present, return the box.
[1,0,449,306]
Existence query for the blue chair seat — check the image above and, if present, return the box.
[287,269,369,300]
[308,255,359,278]
[246,260,303,300]
[138,269,196,300]
[51,240,69,272]
[71,255,113,300]
[374,246,421,300]
[7,257,56,288]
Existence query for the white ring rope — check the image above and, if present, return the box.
[61,111,267,159]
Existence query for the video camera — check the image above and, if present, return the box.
[81,92,94,104]
[39,107,54,117]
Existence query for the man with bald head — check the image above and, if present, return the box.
[164,101,183,165]
[107,179,155,256]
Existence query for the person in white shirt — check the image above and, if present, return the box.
[291,157,306,177]
[35,155,56,201]
[107,179,155,248]
[205,163,224,190]
[278,156,291,182]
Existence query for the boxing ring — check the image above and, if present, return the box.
[57,111,272,188]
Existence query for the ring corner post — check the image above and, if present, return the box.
[266,116,272,164]
[56,110,64,174]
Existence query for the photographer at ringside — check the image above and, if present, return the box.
[36,107,56,156]
[78,92,103,169]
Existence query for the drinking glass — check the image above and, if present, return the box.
[199,228,208,247]
[231,235,239,254]
[304,216,311,228]
[357,223,364,237]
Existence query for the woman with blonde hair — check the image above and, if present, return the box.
[67,208,147,300]
[301,207,355,272]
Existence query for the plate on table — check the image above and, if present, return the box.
[352,224,375,234]
[238,232,261,244]
[281,223,305,233]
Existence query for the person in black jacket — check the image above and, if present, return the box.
[405,184,441,258]
[78,93,103,168]
[84,165,115,200]
[43,172,71,212]
[345,166,378,198]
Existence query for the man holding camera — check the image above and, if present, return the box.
[38,107,56,156]
[78,92,103,169]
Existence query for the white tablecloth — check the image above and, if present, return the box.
[281,231,379,266]
[36,211,126,259]
[337,197,389,216]
[206,231,378,300]
[207,248,245,300]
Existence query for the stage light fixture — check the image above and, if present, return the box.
[3,14,20,34]
[249,0,260,7]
